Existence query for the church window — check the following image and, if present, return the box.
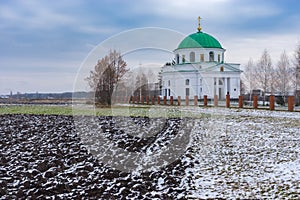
[190,52,195,62]
[182,55,186,63]
[168,89,171,96]
[218,54,220,62]
[200,54,204,62]
[176,54,179,64]
[185,88,190,96]
[209,51,214,62]
[220,66,224,72]
[185,79,190,85]
[168,80,170,86]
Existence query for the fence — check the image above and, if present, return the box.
[120,95,297,112]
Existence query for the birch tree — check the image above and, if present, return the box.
[242,58,257,100]
[135,72,149,97]
[294,42,300,104]
[255,49,273,105]
[275,51,292,104]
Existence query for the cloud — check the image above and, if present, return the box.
[1,0,300,94]
[0,56,82,73]
[0,1,77,30]
[136,0,281,22]
[0,71,77,94]
[223,32,300,67]
[77,25,120,35]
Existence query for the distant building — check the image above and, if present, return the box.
[160,17,242,100]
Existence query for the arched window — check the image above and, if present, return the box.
[190,52,195,62]
[182,55,186,63]
[168,80,170,86]
[218,54,220,62]
[209,51,214,62]
[176,54,179,64]
[185,79,190,85]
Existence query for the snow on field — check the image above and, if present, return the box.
[77,107,300,198]
[0,107,299,199]
[179,107,300,199]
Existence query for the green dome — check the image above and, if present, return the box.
[177,31,222,49]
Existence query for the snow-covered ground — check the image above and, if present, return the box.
[0,108,299,199]
[179,108,300,199]
[79,107,300,199]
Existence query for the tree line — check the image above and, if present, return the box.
[87,45,300,106]
[85,50,159,106]
[242,43,300,105]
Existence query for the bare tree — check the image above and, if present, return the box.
[255,49,273,105]
[121,70,135,98]
[294,42,300,104]
[134,72,149,97]
[275,51,292,104]
[86,50,127,106]
[146,69,157,84]
[242,58,257,100]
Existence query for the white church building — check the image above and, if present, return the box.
[160,18,242,100]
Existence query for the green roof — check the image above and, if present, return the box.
[177,31,222,49]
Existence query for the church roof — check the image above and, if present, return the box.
[177,31,223,50]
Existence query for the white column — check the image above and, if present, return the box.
[213,78,216,96]
[224,77,227,98]
[216,77,219,96]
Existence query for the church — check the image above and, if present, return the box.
[160,17,242,100]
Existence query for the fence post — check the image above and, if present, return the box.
[288,96,294,112]
[226,94,230,108]
[146,96,149,105]
[214,95,218,107]
[239,95,243,108]
[178,96,181,106]
[157,96,160,105]
[163,96,167,106]
[170,96,173,106]
[152,96,155,105]
[253,95,258,109]
[269,95,275,110]
[186,96,189,106]
[136,96,139,104]
[194,96,198,106]
[204,95,208,107]
[141,96,144,104]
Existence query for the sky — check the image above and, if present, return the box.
[1,0,300,94]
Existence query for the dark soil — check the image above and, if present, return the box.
[0,114,190,199]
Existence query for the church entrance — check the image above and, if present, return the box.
[214,78,225,100]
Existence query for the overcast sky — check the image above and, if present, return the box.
[1,0,300,94]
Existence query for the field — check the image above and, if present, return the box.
[0,105,299,199]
